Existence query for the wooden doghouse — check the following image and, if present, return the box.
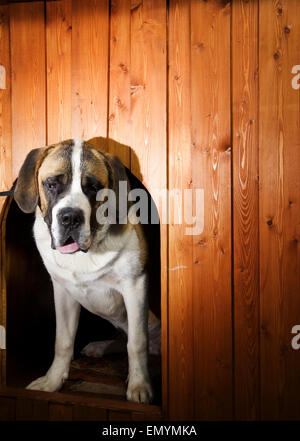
[0,0,300,421]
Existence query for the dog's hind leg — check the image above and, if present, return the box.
[81,333,127,358]
[81,310,161,358]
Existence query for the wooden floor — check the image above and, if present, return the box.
[0,386,162,421]
[1,344,162,421]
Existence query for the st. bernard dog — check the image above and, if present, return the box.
[14,138,160,404]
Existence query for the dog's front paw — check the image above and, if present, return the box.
[26,375,63,392]
[127,381,153,404]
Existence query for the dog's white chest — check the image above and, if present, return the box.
[33,212,138,322]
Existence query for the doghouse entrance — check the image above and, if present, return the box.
[2,171,162,406]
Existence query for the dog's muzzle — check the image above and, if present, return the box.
[56,207,87,254]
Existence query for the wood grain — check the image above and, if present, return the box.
[72,404,107,421]
[49,403,73,421]
[130,0,168,415]
[46,0,72,145]
[0,5,12,214]
[232,0,259,420]
[0,396,15,420]
[108,409,131,420]
[108,0,131,167]
[9,1,46,177]
[168,0,194,420]
[259,0,300,420]
[0,385,162,415]
[190,0,232,420]
[130,0,166,189]
[16,397,48,420]
[0,5,10,385]
[72,0,109,140]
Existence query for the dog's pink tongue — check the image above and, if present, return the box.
[58,242,80,254]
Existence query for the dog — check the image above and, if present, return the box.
[14,137,160,404]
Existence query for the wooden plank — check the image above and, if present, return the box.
[16,398,34,421]
[72,404,107,421]
[10,1,46,178]
[31,400,49,421]
[108,0,130,168]
[46,0,72,145]
[72,0,109,140]
[49,403,73,421]
[131,411,160,421]
[108,410,131,421]
[168,0,194,420]
[190,0,232,420]
[0,396,15,421]
[232,0,259,420]
[16,397,48,420]
[259,0,300,420]
[130,0,167,416]
[130,0,167,190]
[16,398,33,421]
[0,5,10,385]
[0,5,12,215]
[0,386,162,416]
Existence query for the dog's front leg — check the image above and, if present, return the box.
[27,279,81,392]
[122,274,153,404]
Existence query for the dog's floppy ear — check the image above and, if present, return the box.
[110,154,129,192]
[105,153,130,222]
[14,148,47,213]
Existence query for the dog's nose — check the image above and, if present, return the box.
[58,208,84,230]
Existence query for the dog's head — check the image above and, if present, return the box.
[14,138,128,254]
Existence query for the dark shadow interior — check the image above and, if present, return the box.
[5,170,161,404]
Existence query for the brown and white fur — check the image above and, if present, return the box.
[14,138,160,404]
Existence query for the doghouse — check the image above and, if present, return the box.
[0,0,300,421]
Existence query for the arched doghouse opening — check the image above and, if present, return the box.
[2,168,162,404]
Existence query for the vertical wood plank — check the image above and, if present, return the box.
[0,5,12,214]
[259,0,300,420]
[232,0,259,420]
[168,0,194,420]
[49,403,73,421]
[16,398,34,421]
[190,0,232,420]
[16,398,48,421]
[10,1,46,177]
[0,5,11,385]
[72,0,109,140]
[31,399,49,421]
[108,0,131,168]
[130,0,167,190]
[0,397,15,421]
[130,0,167,416]
[46,0,72,145]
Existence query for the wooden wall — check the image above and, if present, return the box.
[0,0,299,420]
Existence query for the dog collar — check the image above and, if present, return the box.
[0,190,14,197]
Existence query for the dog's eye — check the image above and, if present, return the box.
[44,175,64,192]
[85,177,103,193]
[89,183,100,192]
